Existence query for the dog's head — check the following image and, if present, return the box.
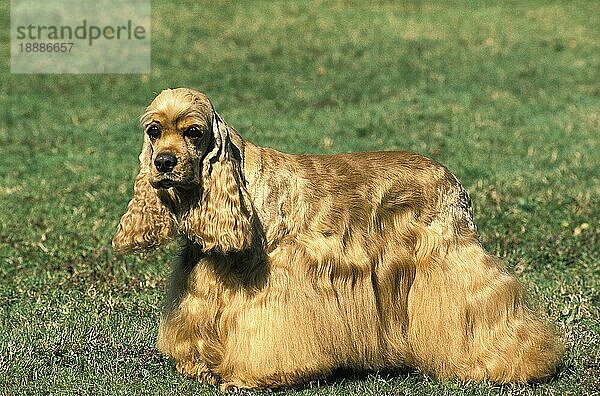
[113,88,255,253]
[140,88,245,189]
[141,88,212,189]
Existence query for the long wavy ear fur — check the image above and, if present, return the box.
[112,140,175,251]
[180,111,255,253]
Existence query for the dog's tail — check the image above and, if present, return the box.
[406,236,564,383]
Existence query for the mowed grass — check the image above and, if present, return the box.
[1,1,598,395]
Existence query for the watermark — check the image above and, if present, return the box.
[11,0,150,74]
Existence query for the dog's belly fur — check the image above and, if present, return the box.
[156,145,562,389]
[158,241,414,388]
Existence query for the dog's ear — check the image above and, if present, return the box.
[112,139,176,251]
[180,111,255,252]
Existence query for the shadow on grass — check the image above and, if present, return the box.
[263,366,418,394]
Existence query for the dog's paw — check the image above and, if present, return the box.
[175,361,219,385]
[219,379,265,393]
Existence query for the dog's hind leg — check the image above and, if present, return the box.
[406,237,564,383]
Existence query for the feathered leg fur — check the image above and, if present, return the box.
[407,229,564,383]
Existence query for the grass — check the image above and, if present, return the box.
[1,0,598,395]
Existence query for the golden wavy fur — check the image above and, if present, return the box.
[113,88,563,390]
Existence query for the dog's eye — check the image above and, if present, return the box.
[184,126,202,139]
[147,125,161,140]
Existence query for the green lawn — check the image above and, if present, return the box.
[1,1,598,395]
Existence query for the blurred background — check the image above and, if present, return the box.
[1,1,598,395]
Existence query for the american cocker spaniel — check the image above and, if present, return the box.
[113,88,563,390]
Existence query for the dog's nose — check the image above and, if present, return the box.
[154,153,178,173]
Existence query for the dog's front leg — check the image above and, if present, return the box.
[157,311,222,386]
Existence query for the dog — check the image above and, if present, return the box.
[113,88,563,390]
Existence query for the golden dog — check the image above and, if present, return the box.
[113,88,563,390]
